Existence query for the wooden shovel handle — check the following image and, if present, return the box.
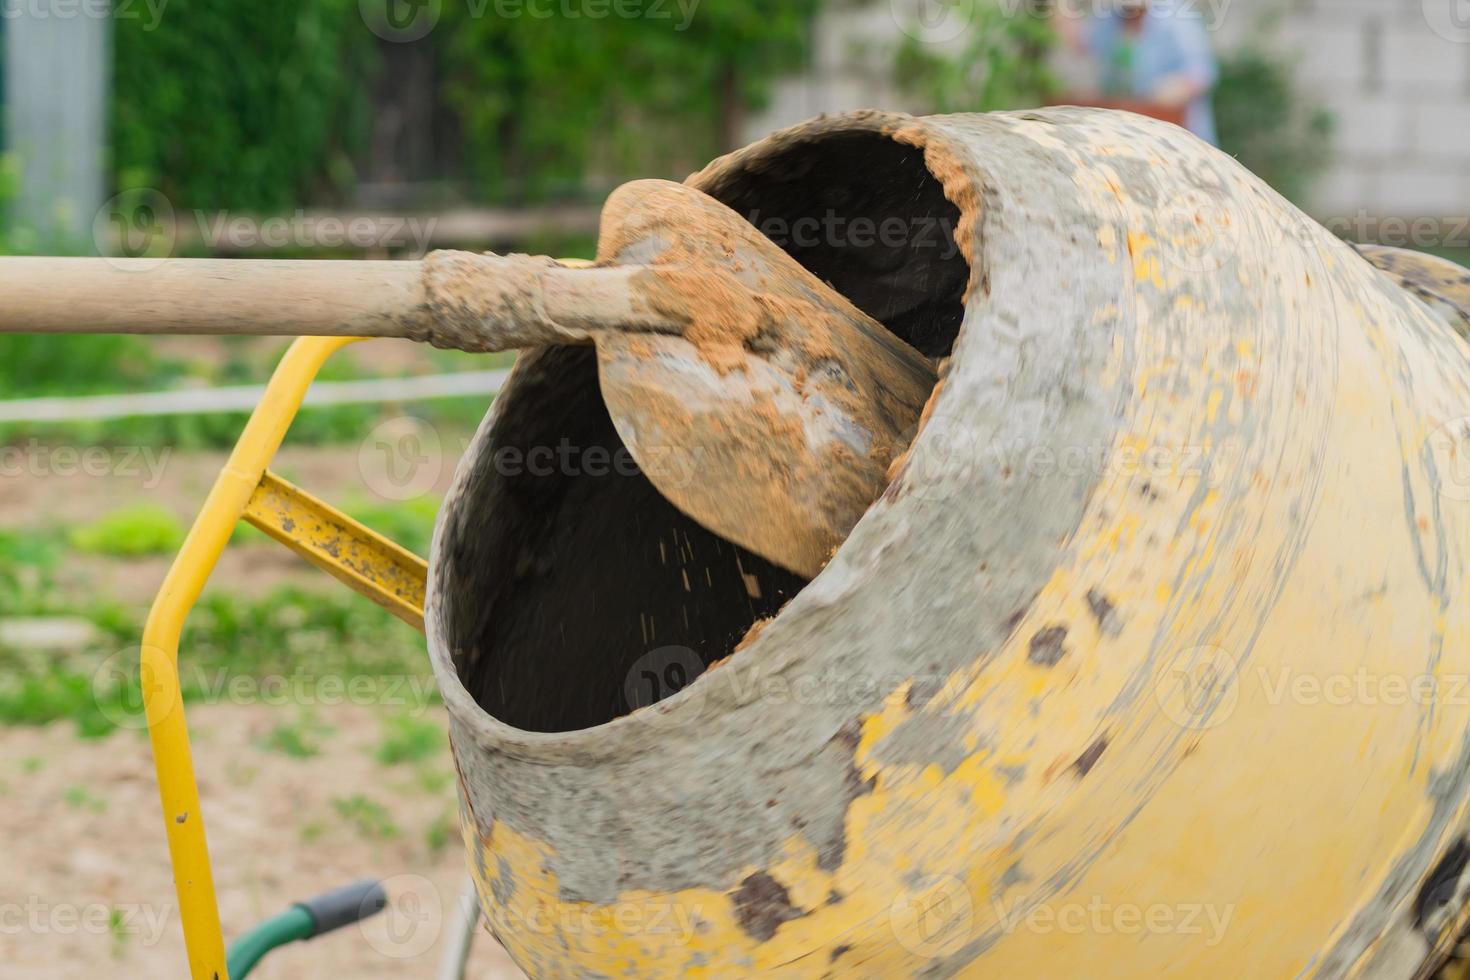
[0,254,675,352]
[0,257,428,338]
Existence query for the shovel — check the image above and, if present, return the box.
[0,179,937,578]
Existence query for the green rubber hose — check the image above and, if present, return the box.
[226,905,315,979]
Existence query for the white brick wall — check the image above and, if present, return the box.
[747,0,1470,217]
[1374,165,1469,216]
[1381,20,1470,94]
[1413,101,1470,161]
[1280,20,1371,90]
[1326,96,1411,161]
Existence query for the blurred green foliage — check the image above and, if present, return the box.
[0,582,434,737]
[107,1,821,209]
[375,711,445,765]
[0,334,178,398]
[0,152,19,253]
[0,395,485,452]
[1214,44,1333,205]
[892,0,1057,112]
[439,0,821,201]
[111,0,376,210]
[70,503,186,557]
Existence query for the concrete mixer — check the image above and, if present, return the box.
[5,107,1470,978]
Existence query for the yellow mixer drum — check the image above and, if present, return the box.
[425,108,1470,977]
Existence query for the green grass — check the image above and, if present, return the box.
[0,583,434,737]
[64,784,108,813]
[331,793,400,840]
[257,710,335,759]
[1414,245,1470,269]
[424,809,457,857]
[0,528,63,616]
[375,712,445,766]
[0,395,488,454]
[0,335,182,398]
[70,504,186,557]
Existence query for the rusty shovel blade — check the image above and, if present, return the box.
[589,180,938,578]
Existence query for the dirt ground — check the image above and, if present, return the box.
[0,702,527,979]
[0,341,521,976]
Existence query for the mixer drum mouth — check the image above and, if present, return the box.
[428,111,969,736]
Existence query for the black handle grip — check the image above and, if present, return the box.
[296,878,389,937]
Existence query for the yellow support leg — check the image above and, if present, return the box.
[142,336,373,980]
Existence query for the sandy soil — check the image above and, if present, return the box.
[0,702,526,979]
[0,353,518,977]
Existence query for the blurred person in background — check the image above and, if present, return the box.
[1054,0,1220,145]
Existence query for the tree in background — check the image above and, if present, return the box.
[1214,43,1333,206]
[892,0,1058,114]
[438,0,820,203]
[111,0,377,211]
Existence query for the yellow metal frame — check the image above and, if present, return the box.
[141,336,429,980]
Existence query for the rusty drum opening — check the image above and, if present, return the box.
[433,122,970,734]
